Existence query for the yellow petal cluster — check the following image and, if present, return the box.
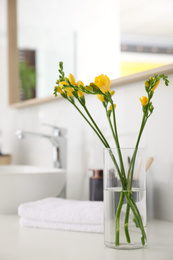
[139,96,148,106]
[77,90,84,98]
[59,81,69,88]
[76,81,84,87]
[97,94,104,102]
[68,73,76,85]
[94,74,111,93]
[109,104,116,111]
[151,80,160,92]
[59,81,74,97]
[65,88,74,97]
[56,87,64,94]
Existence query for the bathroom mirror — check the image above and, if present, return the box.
[8,0,173,107]
[8,0,120,107]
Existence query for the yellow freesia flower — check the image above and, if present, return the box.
[68,73,76,85]
[97,94,104,102]
[76,81,84,87]
[59,81,74,97]
[65,87,74,97]
[56,87,64,94]
[59,81,69,88]
[94,74,111,93]
[78,90,84,98]
[139,96,148,106]
[109,104,116,111]
[151,80,160,92]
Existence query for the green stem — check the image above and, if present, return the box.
[124,202,131,243]
[108,149,125,188]
[124,113,147,245]
[71,100,122,179]
[110,100,126,180]
[127,114,146,189]
[82,104,110,148]
[125,192,147,244]
[79,102,123,179]
[128,195,147,244]
[115,192,125,246]
[72,102,108,147]
[106,101,128,246]
[106,111,126,188]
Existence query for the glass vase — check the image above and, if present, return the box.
[104,148,147,249]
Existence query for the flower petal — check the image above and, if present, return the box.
[68,73,76,85]
[78,90,84,98]
[97,94,104,102]
[76,81,84,87]
[59,81,69,88]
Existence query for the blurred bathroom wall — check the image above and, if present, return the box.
[0,0,173,222]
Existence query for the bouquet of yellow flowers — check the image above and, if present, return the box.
[54,61,169,247]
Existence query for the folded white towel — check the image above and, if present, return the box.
[19,218,104,233]
[18,197,104,233]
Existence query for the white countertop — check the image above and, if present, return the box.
[0,215,173,260]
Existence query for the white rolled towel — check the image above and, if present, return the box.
[18,198,104,233]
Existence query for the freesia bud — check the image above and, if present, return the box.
[151,80,160,92]
[85,85,93,91]
[145,81,149,87]
[110,91,115,96]
[139,96,148,106]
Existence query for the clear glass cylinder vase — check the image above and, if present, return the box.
[104,148,147,249]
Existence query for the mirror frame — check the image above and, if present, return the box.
[7,0,173,109]
[8,0,19,105]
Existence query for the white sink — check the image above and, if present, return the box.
[0,165,66,214]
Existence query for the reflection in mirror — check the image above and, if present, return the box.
[120,0,173,77]
[8,0,173,106]
[19,49,36,100]
[17,0,120,100]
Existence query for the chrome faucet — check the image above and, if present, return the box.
[16,124,67,169]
